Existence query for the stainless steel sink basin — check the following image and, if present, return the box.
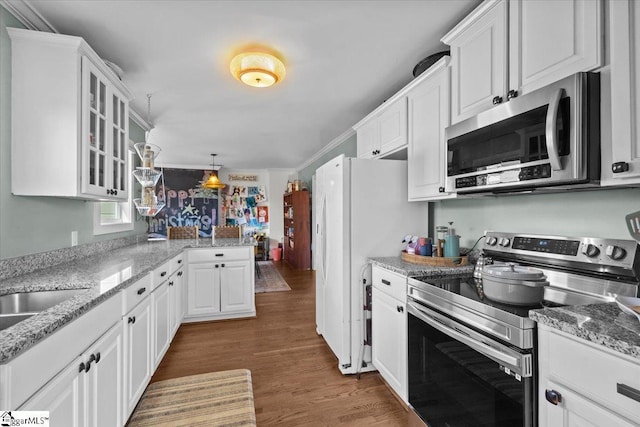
[0,289,88,331]
[0,289,87,315]
[0,313,36,330]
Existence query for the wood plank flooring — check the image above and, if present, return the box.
[152,261,408,426]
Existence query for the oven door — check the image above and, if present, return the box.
[408,301,535,427]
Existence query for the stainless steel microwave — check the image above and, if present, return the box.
[445,73,600,195]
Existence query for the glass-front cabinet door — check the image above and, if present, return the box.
[111,90,129,200]
[81,56,128,200]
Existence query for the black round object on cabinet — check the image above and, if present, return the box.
[412,50,450,78]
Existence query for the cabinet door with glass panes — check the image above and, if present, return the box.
[81,56,129,201]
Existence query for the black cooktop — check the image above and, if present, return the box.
[412,274,544,318]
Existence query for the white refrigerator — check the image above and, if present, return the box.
[314,154,427,375]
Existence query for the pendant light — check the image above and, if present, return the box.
[202,154,226,189]
[230,51,286,88]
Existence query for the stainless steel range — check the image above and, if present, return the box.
[406,231,640,427]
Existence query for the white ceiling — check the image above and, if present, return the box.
[9,0,479,170]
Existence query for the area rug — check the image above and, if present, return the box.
[255,261,291,293]
[127,369,256,426]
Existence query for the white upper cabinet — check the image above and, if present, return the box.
[444,0,508,124]
[8,28,132,201]
[443,0,602,124]
[355,96,408,159]
[407,57,455,201]
[601,0,640,185]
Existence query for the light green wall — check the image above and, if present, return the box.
[433,188,640,247]
[0,6,146,260]
[297,133,357,189]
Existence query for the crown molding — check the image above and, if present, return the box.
[296,128,355,173]
[0,0,56,32]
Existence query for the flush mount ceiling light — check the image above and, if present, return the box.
[229,51,286,88]
[202,154,226,189]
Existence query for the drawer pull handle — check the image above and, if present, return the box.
[137,287,146,295]
[545,389,562,405]
[617,383,640,403]
[178,271,183,276]
[396,305,404,313]
[381,279,391,286]
[169,281,174,286]
[215,253,224,257]
[160,271,167,277]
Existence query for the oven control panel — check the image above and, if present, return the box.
[483,231,640,271]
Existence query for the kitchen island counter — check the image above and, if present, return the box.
[369,256,474,277]
[530,303,640,361]
[0,238,254,363]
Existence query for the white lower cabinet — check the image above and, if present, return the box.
[21,321,123,427]
[151,281,171,370]
[122,294,153,420]
[371,266,408,403]
[538,324,640,427]
[169,267,185,337]
[185,247,255,321]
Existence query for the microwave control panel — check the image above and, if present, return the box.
[455,164,552,189]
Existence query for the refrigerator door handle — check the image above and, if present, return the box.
[321,194,328,282]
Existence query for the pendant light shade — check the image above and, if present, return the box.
[203,170,225,189]
[230,51,286,88]
[202,154,226,189]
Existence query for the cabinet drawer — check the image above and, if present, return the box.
[188,247,251,263]
[171,253,185,272]
[122,274,152,315]
[372,266,407,302]
[151,260,172,290]
[545,328,640,424]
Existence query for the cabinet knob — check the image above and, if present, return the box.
[612,162,630,174]
[137,287,146,295]
[492,96,503,105]
[507,89,518,100]
[545,389,562,405]
[160,271,167,277]
[396,305,404,313]
[178,271,183,276]
[79,362,86,373]
[113,189,118,196]
[221,263,226,268]
[169,281,174,286]
[438,186,445,193]
[95,352,101,363]
[215,264,219,268]
[128,316,136,324]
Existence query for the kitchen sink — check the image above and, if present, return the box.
[0,289,88,331]
[0,289,87,315]
[0,313,37,331]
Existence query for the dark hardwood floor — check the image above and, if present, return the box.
[152,260,408,426]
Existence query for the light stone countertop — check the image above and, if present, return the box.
[369,256,474,277]
[0,238,254,363]
[530,303,640,361]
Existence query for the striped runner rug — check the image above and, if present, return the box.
[255,261,291,293]
[127,369,257,426]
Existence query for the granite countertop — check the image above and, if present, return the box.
[369,256,474,277]
[0,238,254,363]
[530,303,640,361]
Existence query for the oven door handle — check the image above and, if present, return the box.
[408,303,522,373]
[545,87,564,171]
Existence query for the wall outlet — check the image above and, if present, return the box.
[71,231,78,247]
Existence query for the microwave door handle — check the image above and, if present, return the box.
[545,88,564,171]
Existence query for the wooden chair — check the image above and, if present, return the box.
[213,225,241,239]
[167,226,198,239]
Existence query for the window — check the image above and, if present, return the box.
[93,149,135,235]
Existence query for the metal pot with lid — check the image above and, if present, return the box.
[482,263,549,305]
